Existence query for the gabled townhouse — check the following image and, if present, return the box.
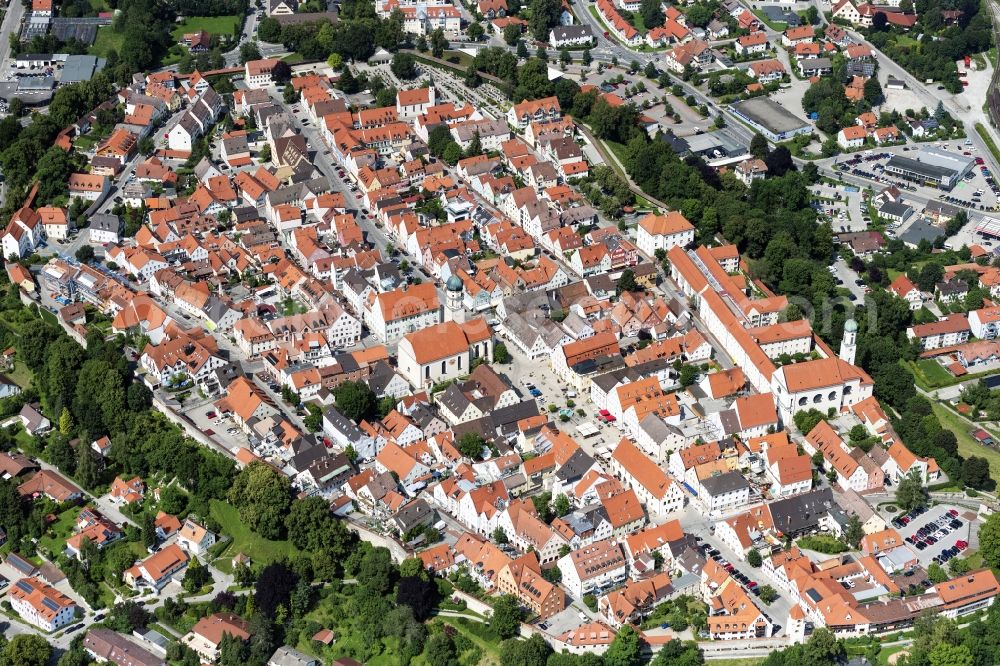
[9,577,77,632]
[609,437,684,519]
[905,314,970,350]
[369,282,441,343]
[635,211,695,258]
[496,552,565,618]
[803,420,884,493]
[888,274,923,310]
[124,543,189,591]
[557,538,628,598]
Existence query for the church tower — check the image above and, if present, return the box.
[839,318,857,366]
[444,274,464,323]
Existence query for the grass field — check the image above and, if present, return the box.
[932,403,1000,481]
[89,27,123,58]
[38,506,82,557]
[751,9,786,31]
[209,499,298,571]
[170,15,241,41]
[7,360,33,389]
[914,359,956,387]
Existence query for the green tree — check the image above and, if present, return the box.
[430,27,449,57]
[528,0,563,40]
[76,440,100,489]
[843,515,864,549]
[494,342,511,363]
[158,485,188,515]
[927,562,949,583]
[927,643,972,666]
[425,633,459,666]
[604,625,642,666]
[258,17,282,42]
[499,634,551,666]
[552,493,570,518]
[490,594,523,639]
[228,461,292,539]
[758,585,777,603]
[747,549,763,567]
[750,133,769,158]
[4,634,52,666]
[391,52,418,80]
[239,40,262,64]
[442,142,463,164]
[679,364,698,387]
[895,470,929,512]
[58,407,73,436]
[357,546,396,594]
[979,511,1000,568]
[285,496,353,553]
[963,456,993,490]
[332,381,376,422]
[458,432,486,459]
[503,23,522,46]
[640,0,665,28]
[142,512,156,549]
[75,245,96,264]
[467,22,484,41]
[616,269,639,295]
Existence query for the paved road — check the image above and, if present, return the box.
[223,11,258,67]
[0,1,25,76]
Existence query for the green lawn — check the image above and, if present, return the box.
[932,403,1000,481]
[14,427,41,457]
[38,506,82,557]
[208,499,298,572]
[913,359,956,387]
[751,9,786,31]
[89,27,124,58]
[170,15,242,41]
[627,11,646,33]
[7,359,33,389]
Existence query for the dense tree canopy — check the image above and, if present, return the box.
[228,462,292,540]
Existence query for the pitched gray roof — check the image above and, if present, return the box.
[699,470,749,496]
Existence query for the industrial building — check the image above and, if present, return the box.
[729,97,812,142]
[884,146,975,190]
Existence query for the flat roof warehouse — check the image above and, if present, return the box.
[884,146,975,190]
[729,97,811,143]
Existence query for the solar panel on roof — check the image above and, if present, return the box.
[15,580,33,593]
[41,597,61,611]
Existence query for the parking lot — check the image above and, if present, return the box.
[184,400,255,457]
[812,182,868,232]
[834,143,1000,214]
[890,504,976,569]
